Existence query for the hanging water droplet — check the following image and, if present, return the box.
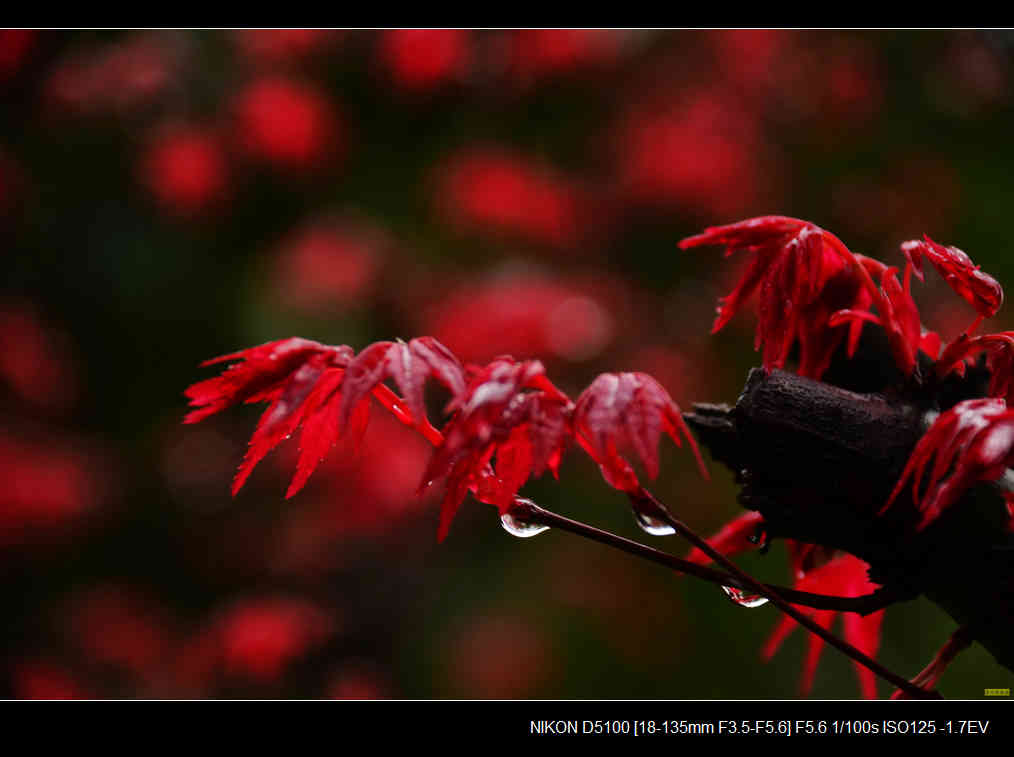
[630,500,675,535]
[500,509,549,538]
[721,585,769,608]
[633,511,675,536]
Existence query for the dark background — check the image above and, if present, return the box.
[1,29,1013,699]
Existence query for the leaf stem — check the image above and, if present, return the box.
[891,626,973,699]
[514,499,900,616]
[629,487,932,699]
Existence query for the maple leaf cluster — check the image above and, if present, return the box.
[186,214,1014,699]
[683,215,1012,532]
[680,214,1014,696]
[185,336,707,542]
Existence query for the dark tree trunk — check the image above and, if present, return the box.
[686,367,1014,674]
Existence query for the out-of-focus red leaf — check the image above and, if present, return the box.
[63,585,174,678]
[140,123,228,217]
[233,76,340,171]
[762,554,884,699]
[190,597,337,684]
[503,29,622,87]
[0,301,78,412]
[0,434,109,547]
[686,511,765,565]
[0,29,35,81]
[614,92,767,217]
[434,148,583,248]
[233,29,339,65]
[11,661,90,700]
[272,219,388,311]
[44,34,181,117]
[378,29,471,92]
[420,272,618,364]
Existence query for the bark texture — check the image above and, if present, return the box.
[686,367,1014,673]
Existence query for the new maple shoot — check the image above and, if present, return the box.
[186,215,1014,699]
[185,334,703,542]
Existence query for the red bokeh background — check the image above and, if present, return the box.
[2,29,1013,699]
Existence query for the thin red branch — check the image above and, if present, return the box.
[513,499,902,616]
[630,487,932,699]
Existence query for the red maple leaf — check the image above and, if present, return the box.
[883,397,1014,530]
[184,338,354,495]
[762,554,884,699]
[184,338,349,424]
[684,216,955,378]
[830,256,939,376]
[901,236,1003,327]
[187,338,710,542]
[680,216,875,379]
[934,331,1014,403]
[422,356,573,541]
[337,336,466,445]
[572,372,707,493]
[284,366,367,500]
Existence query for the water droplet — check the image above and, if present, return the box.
[721,586,769,608]
[633,511,675,536]
[631,502,675,535]
[500,511,549,538]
